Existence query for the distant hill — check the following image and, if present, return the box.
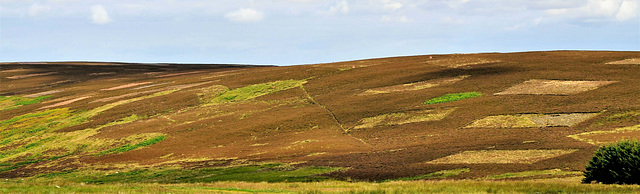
[1,51,639,181]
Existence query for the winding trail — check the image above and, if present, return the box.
[299,85,373,148]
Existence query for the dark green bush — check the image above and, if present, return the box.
[583,140,640,184]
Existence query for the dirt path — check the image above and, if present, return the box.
[300,85,373,148]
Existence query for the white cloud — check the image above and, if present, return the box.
[586,0,623,16]
[616,0,638,20]
[91,4,112,24]
[28,3,51,17]
[445,0,470,8]
[225,8,265,22]
[542,0,638,22]
[381,15,410,22]
[382,0,403,11]
[441,16,465,25]
[329,0,349,14]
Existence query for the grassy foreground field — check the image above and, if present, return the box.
[2,177,639,193]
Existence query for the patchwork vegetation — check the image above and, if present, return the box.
[0,51,639,190]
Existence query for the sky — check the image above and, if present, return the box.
[1,0,639,66]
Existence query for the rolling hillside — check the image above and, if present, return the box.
[1,51,639,182]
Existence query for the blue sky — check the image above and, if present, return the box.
[1,0,638,66]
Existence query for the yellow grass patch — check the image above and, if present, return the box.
[6,72,58,79]
[354,107,457,129]
[568,124,640,145]
[494,79,617,95]
[606,58,640,65]
[485,169,582,180]
[465,113,600,128]
[360,75,470,95]
[101,82,153,91]
[425,57,501,68]
[38,96,91,110]
[427,149,578,164]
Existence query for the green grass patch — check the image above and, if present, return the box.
[424,92,481,105]
[486,169,581,180]
[212,80,306,103]
[4,177,640,193]
[15,96,51,106]
[167,186,290,193]
[0,95,51,110]
[396,168,470,181]
[66,163,339,184]
[0,108,69,125]
[98,135,166,156]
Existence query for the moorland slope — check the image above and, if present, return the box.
[0,51,639,182]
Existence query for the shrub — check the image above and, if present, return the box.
[583,140,640,184]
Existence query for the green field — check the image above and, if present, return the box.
[2,177,638,193]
